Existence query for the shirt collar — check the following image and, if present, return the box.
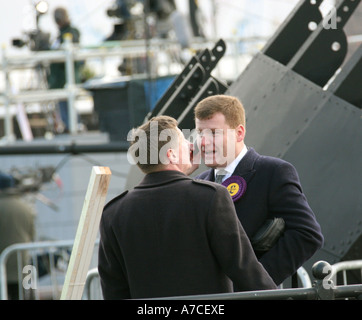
[215,145,248,181]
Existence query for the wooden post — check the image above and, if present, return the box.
[60,166,111,300]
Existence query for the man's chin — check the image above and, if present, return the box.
[202,155,227,168]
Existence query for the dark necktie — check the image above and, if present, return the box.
[215,171,227,184]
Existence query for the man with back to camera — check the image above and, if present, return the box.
[192,94,324,286]
[98,115,277,299]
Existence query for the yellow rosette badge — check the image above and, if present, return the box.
[222,176,247,202]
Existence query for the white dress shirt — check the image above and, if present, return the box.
[214,145,248,183]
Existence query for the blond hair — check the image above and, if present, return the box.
[128,116,179,174]
[194,95,245,128]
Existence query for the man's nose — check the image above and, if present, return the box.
[201,134,213,146]
[200,136,206,146]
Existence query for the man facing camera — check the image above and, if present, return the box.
[193,95,324,286]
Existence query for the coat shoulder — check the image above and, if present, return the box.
[192,179,217,190]
[103,190,129,211]
[257,153,284,164]
[191,179,228,196]
[256,153,293,170]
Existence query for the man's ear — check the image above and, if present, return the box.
[167,148,177,164]
[236,125,245,142]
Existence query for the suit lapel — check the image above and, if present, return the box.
[232,148,258,184]
[206,169,215,182]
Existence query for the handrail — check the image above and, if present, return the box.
[0,239,100,300]
[152,261,362,300]
[297,266,312,288]
[1,240,362,301]
[83,267,101,300]
[0,37,267,140]
[154,287,318,300]
[81,265,318,300]
[0,239,74,300]
[0,37,266,69]
[83,261,362,300]
[151,283,362,300]
[329,260,362,285]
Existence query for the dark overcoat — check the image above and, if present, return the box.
[196,148,324,285]
[98,170,276,299]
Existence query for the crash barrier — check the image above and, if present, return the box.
[329,260,362,286]
[84,268,103,300]
[82,266,313,300]
[152,261,362,300]
[0,239,99,300]
[280,266,312,289]
[76,261,362,300]
[1,238,361,300]
[83,261,362,300]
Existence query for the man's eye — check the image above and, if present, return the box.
[196,130,221,138]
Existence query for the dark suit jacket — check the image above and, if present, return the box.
[196,148,324,285]
[98,170,276,299]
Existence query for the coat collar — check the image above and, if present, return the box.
[135,170,191,188]
[233,147,258,176]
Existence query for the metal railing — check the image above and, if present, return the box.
[0,239,99,300]
[2,238,361,300]
[0,236,315,300]
[84,268,102,300]
[83,262,362,300]
[152,261,362,300]
[329,259,362,285]
[279,266,312,289]
[82,266,313,300]
[0,37,265,140]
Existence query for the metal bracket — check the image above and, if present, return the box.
[288,0,361,87]
[146,39,227,123]
[327,44,362,108]
[262,0,324,65]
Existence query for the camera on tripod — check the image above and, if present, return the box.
[12,30,50,51]
[12,1,50,51]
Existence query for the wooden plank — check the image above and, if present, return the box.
[60,166,111,300]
